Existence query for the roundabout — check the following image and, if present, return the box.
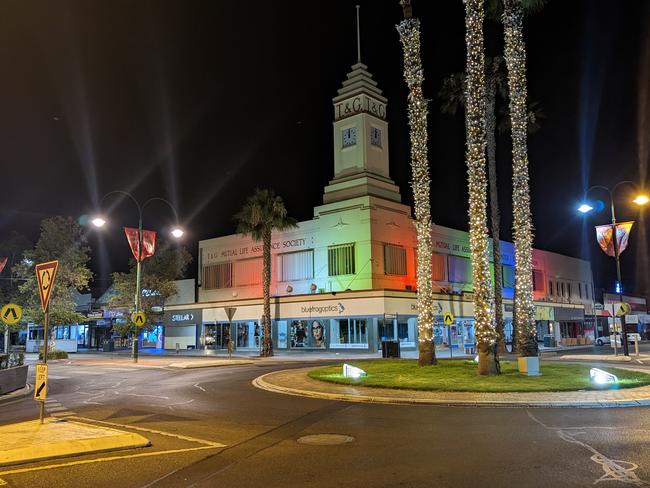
[253,360,650,408]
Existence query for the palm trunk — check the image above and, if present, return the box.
[262,228,273,357]
[464,0,499,375]
[397,15,437,366]
[503,0,537,357]
[486,76,506,354]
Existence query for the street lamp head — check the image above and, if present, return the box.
[577,203,593,214]
[171,228,184,239]
[633,194,649,206]
[91,216,107,228]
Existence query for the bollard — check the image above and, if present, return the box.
[176,343,180,354]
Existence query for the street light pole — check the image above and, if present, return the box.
[581,181,646,357]
[93,191,183,364]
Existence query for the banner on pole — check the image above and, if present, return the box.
[124,228,157,262]
[35,260,59,312]
[595,222,634,257]
[0,257,7,274]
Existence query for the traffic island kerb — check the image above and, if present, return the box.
[0,417,150,467]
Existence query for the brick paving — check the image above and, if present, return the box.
[253,366,650,408]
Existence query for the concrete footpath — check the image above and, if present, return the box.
[253,365,650,408]
[0,418,150,467]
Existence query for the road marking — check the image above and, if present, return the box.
[193,383,206,392]
[68,416,225,447]
[46,375,69,380]
[0,417,226,485]
[527,411,648,486]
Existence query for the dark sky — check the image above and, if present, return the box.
[0,0,648,299]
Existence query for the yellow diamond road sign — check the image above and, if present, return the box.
[615,302,631,317]
[131,311,146,326]
[443,312,455,325]
[0,303,22,325]
[34,363,48,401]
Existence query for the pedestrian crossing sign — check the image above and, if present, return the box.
[443,312,455,325]
[131,311,146,326]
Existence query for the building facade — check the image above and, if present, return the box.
[165,60,596,353]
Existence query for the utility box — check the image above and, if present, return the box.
[381,340,400,358]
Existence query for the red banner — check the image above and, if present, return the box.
[124,228,157,262]
[595,221,634,257]
[0,257,7,274]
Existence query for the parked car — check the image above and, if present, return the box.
[595,336,611,346]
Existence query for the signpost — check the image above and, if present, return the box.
[35,260,58,424]
[443,312,455,358]
[224,307,237,359]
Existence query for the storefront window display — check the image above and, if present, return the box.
[338,318,366,345]
[290,320,327,348]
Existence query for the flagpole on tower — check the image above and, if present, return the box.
[356,5,361,64]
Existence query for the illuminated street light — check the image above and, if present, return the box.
[633,194,649,206]
[91,217,106,228]
[577,203,593,214]
[91,191,183,363]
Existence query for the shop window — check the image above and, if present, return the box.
[55,326,70,340]
[398,320,409,341]
[501,265,515,289]
[328,243,355,276]
[290,319,326,348]
[384,244,407,275]
[448,255,472,283]
[234,258,262,287]
[532,270,544,291]
[431,253,446,281]
[277,250,314,282]
[203,262,232,289]
[338,319,367,344]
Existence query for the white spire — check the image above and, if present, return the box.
[356,5,361,64]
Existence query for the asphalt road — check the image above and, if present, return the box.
[1,357,650,488]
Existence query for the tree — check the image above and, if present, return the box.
[108,241,192,337]
[0,232,31,352]
[13,217,92,330]
[397,0,437,366]
[439,60,543,354]
[501,0,542,357]
[463,0,499,375]
[234,188,297,357]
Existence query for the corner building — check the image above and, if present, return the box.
[166,61,596,353]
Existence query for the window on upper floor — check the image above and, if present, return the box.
[448,255,472,284]
[585,284,590,300]
[567,283,572,298]
[384,244,407,276]
[578,283,582,299]
[533,270,544,292]
[502,265,515,289]
[277,250,314,282]
[203,262,232,290]
[431,253,446,281]
[548,280,554,296]
[556,282,561,296]
[328,243,355,276]
[233,258,262,287]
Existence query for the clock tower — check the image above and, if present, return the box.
[323,62,402,204]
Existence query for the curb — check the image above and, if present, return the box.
[0,384,32,406]
[252,370,650,409]
[167,360,255,369]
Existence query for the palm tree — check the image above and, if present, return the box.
[439,59,543,355]
[463,0,499,375]
[397,0,437,366]
[501,0,541,358]
[234,188,297,357]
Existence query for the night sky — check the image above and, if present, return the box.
[0,1,648,299]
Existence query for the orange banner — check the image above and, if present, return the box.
[124,227,157,262]
[595,221,634,257]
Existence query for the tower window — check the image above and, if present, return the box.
[203,262,232,289]
[383,244,406,275]
[342,127,357,147]
[328,243,356,276]
[370,127,382,146]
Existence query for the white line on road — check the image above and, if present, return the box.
[527,411,648,486]
[193,383,206,392]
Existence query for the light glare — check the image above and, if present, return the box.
[91,217,106,228]
[342,364,366,379]
[577,203,593,214]
[633,195,649,205]
[171,228,184,239]
[589,368,618,386]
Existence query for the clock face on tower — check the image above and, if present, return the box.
[370,127,382,146]
[342,127,357,147]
